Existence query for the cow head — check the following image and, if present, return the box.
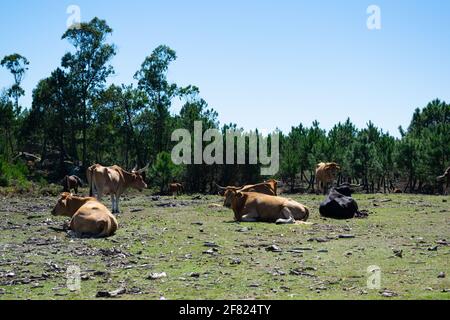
[130,172,148,191]
[264,179,278,194]
[222,189,247,221]
[327,162,341,172]
[51,192,73,217]
[223,189,237,208]
[216,183,240,196]
[334,184,353,197]
[130,165,149,191]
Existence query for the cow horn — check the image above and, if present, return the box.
[137,163,150,174]
[215,183,227,191]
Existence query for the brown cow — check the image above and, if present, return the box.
[51,193,118,238]
[169,183,184,196]
[217,179,278,197]
[223,190,309,224]
[62,175,83,194]
[437,167,450,194]
[87,164,148,214]
[315,162,340,194]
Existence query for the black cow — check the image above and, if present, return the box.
[62,175,83,194]
[319,184,364,219]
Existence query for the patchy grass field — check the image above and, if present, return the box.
[0,190,449,300]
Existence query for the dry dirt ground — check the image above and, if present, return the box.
[0,190,449,300]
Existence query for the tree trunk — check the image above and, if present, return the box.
[82,97,87,169]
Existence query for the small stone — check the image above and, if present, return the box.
[202,249,217,255]
[438,272,446,279]
[109,288,126,297]
[96,291,111,298]
[428,246,438,251]
[338,234,355,239]
[266,245,282,252]
[380,290,398,298]
[204,242,219,248]
[190,272,200,278]
[392,249,403,258]
[148,272,167,280]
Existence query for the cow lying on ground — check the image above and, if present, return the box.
[437,167,450,194]
[316,162,340,194]
[87,164,148,214]
[217,179,278,196]
[223,190,309,224]
[62,175,83,194]
[51,193,118,238]
[319,184,366,219]
[169,183,184,196]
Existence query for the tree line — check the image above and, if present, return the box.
[0,17,449,194]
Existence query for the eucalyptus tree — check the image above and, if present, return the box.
[61,17,116,167]
[1,53,29,113]
[135,45,178,158]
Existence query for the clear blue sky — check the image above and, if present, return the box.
[1,0,449,137]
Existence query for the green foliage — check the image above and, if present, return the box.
[0,157,30,188]
[1,17,449,194]
[151,151,181,193]
[1,53,29,113]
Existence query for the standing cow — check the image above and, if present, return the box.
[86,164,148,214]
[315,162,340,194]
[169,183,184,197]
[437,167,450,195]
[61,175,83,194]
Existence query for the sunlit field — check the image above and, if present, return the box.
[1,190,448,300]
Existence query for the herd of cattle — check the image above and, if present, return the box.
[53,162,450,238]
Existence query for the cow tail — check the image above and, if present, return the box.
[304,206,310,221]
[75,176,83,188]
[65,176,70,192]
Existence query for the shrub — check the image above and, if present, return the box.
[0,157,31,188]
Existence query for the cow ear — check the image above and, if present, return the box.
[236,191,244,198]
[61,192,70,199]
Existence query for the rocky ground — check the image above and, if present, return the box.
[0,190,449,300]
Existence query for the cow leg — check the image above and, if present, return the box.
[96,188,103,201]
[276,208,295,225]
[115,195,120,214]
[111,194,117,214]
[240,211,259,223]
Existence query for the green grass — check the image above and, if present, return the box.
[0,191,449,300]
